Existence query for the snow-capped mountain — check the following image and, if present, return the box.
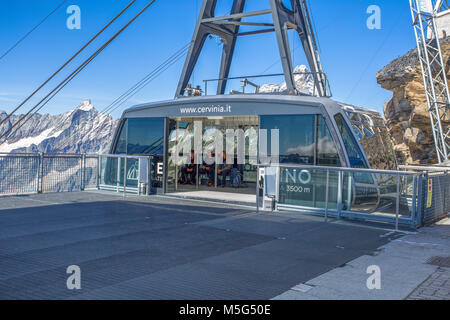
[0,66,315,155]
[0,99,118,154]
[259,65,315,95]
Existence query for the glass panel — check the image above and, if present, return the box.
[334,113,368,169]
[346,173,415,218]
[127,118,164,155]
[114,120,127,154]
[167,119,195,193]
[347,110,397,170]
[118,158,125,187]
[100,156,118,186]
[166,119,177,193]
[343,171,378,212]
[261,115,315,164]
[125,158,139,188]
[166,116,258,194]
[113,118,164,155]
[150,155,164,193]
[317,116,341,166]
[278,167,339,209]
[277,165,417,223]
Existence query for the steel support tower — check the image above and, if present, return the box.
[176,0,329,98]
[410,0,450,163]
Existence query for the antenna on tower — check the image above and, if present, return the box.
[175,0,330,98]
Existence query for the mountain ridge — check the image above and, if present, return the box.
[0,99,118,154]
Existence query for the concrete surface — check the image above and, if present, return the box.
[274,223,450,300]
[165,190,256,206]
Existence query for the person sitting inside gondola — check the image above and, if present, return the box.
[199,151,215,186]
[180,151,196,185]
[218,152,233,188]
[218,152,245,188]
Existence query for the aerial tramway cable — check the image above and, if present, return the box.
[0,0,137,130]
[0,0,68,62]
[4,41,106,141]
[0,0,157,145]
[102,43,190,115]
[55,42,190,150]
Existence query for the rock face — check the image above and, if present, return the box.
[376,37,450,165]
[0,99,119,154]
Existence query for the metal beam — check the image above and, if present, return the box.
[237,28,276,37]
[217,0,246,95]
[176,0,330,98]
[410,0,450,162]
[209,21,275,27]
[201,9,272,23]
[270,0,295,92]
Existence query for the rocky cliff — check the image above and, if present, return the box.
[0,99,118,154]
[376,37,450,165]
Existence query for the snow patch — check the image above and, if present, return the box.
[0,128,63,153]
[78,99,94,111]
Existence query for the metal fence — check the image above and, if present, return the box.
[0,153,160,197]
[1,152,448,228]
[399,165,450,225]
[257,164,424,228]
[0,153,99,196]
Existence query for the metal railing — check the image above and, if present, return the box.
[0,152,99,196]
[0,152,159,197]
[257,164,424,229]
[202,72,332,97]
[399,165,450,225]
[98,154,153,195]
[1,152,446,228]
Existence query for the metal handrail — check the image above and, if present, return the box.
[257,163,422,229]
[202,72,332,97]
[100,154,154,160]
[262,163,422,177]
[0,152,99,157]
[399,165,450,173]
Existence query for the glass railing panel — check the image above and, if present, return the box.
[278,167,339,210]
[124,158,138,189]
[275,165,419,225]
[345,172,416,219]
[99,156,118,187]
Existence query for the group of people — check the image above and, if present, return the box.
[179,151,243,188]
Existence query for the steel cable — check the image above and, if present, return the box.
[0,0,137,129]
[0,0,157,145]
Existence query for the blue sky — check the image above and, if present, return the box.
[0,0,416,118]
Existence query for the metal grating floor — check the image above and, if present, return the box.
[0,191,394,300]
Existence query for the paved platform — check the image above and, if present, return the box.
[0,191,400,300]
[165,190,256,206]
[407,267,450,300]
[274,223,450,300]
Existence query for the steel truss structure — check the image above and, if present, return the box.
[410,0,450,163]
[176,0,329,98]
